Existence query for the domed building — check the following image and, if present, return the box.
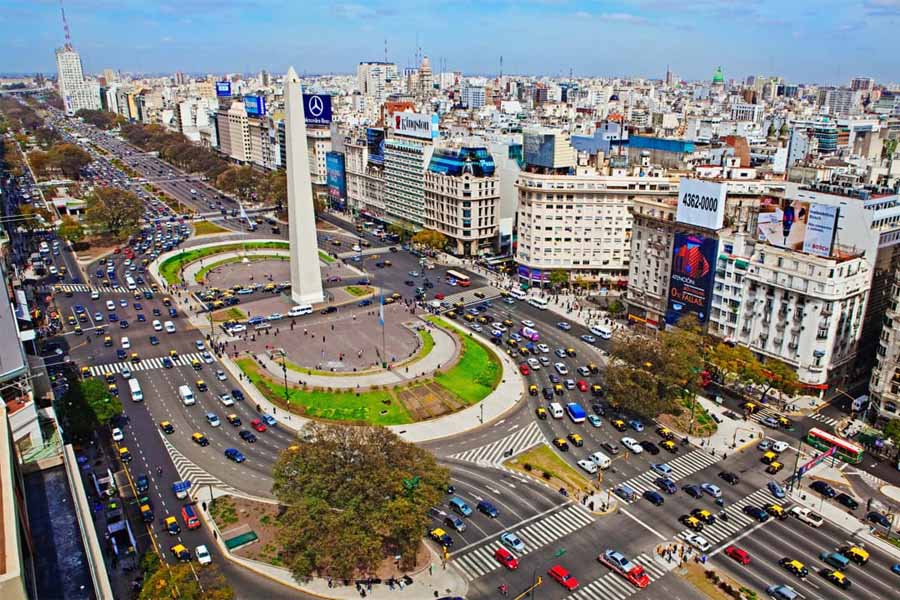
[712,66,725,86]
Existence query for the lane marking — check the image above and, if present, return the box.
[619,507,667,541]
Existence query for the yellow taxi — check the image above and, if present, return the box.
[742,402,759,413]
[118,447,132,463]
[691,508,716,524]
[263,283,277,292]
[477,315,489,324]
[212,300,225,309]
[108,383,118,395]
[140,503,154,523]
[384,297,395,305]
[587,363,600,374]
[453,301,465,311]
[518,347,530,356]
[590,383,603,395]
[73,325,83,335]
[761,451,779,464]
[446,311,457,320]
[565,347,576,357]
[170,544,191,561]
[839,546,869,565]
[191,359,202,370]
[67,315,77,326]
[464,313,476,322]
[391,292,401,300]
[130,352,140,363]
[779,558,808,578]
[656,426,675,440]
[765,504,787,519]
[105,373,116,384]
[661,440,678,453]
[777,416,793,428]
[535,406,548,419]
[169,349,179,359]
[502,319,514,328]
[80,366,91,378]
[528,384,538,396]
[552,437,569,451]
[680,515,704,531]
[505,338,518,347]
[821,570,851,589]
[429,528,452,546]
[159,421,175,434]
[553,383,564,395]
[383,260,392,267]
[611,418,627,431]
[196,379,207,391]
[191,432,209,446]
[162,297,172,306]
[567,433,584,447]
[766,461,784,474]
[165,516,181,535]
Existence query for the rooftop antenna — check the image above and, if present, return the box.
[384,38,388,64]
[60,0,73,50]
[500,55,503,79]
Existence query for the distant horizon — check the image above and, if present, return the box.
[3,0,899,84]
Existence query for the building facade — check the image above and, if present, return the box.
[55,46,99,115]
[383,138,434,227]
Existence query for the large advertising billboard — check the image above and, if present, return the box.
[393,111,439,140]
[302,94,332,126]
[243,95,267,117]
[366,128,385,166]
[665,232,718,326]
[757,198,838,257]
[326,151,346,211]
[676,178,727,230]
[517,266,549,282]
[523,133,557,169]
[215,81,232,97]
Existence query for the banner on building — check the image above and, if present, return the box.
[302,94,332,126]
[215,81,232,97]
[393,111,439,140]
[676,178,727,230]
[243,95,267,117]
[326,151,346,211]
[367,128,385,165]
[757,198,838,257]
[665,232,718,326]
[517,266,549,282]
[802,204,839,257]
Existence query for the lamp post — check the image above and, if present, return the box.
[529,548,566,599]
[279,350,289,406]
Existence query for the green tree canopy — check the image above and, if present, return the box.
[549,269,569,287]
[75,108,124,130]
[884,419,900,446]
[84,187,143,239]
[80,378,123,426]
[411,229,447,250]
[139,562,233,600]
[57,215,85,243]
[272,422,449,580]
[47,143,92,179]
[216,166,258,204]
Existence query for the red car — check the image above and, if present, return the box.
[519,364,530,376]
[576,380,588,392]
[435,293,445,300]
[250,419,268,432]
[725,545,751,565]
[547,565,578,590]
[494,547,519,570]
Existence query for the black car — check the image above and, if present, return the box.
[655,477,677,494]
[149,335,159,345]
[643,490,665,506]
[743,505,770,522]
[640,441,660,455]
[810,481,836,498]
[231,389,245,401]
[549,374,561,384]
[683,484,703,498]
[719,471,740,485]
[835,493,859,510]
[321,306,337,315]
[591,403,605,416]
[542,387,554,401]
[867,511,891,527]
[239,430,257,443]
[404,280,415,286]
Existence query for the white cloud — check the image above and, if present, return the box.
[597,12,649,24]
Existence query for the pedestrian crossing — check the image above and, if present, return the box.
[47,283,157,295]
[807,411,840,428]
[674,486,784,549]
[569,552,677,600]
[448,422,544,466]
[161,435,240,498]
[749,404,840,429]
[451,504,595,581]
[86,352,213,376]
[441,286,503,307]
[614,449,721,504]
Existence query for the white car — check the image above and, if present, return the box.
[621,437,643,454]
[554,363,569,375]
[195,545,212,565]
[536,343,550,353]
[491,322,507,332]
[218,393,235,407]
[789,506,824,528]
[111,427,124,442]
[771,440,790,453]
[121,367,132,379]
[527,358,541,370]
[228,324,247,333]
[684,533,711,552]
[352,245,361,252]
[121,336,131,349]
[195,340,205,350]
[91,290,100,300]
[201,351,214,364]
[106,300,116,311]
[215,369,227,381]
[521,320,535,328]
[577,459,598,474]
[267,312,283,321]
[152,319,163,331]
[164,321,176,333]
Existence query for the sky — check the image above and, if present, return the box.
[3,0,899,84]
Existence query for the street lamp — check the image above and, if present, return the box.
[279,350,289,406]
[529,548,566,599]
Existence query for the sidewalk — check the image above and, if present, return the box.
[690,396,765,456]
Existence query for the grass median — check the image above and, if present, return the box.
[193,220,229,236]
[344,285,374,297]
[505,444,592,494]
[157,241,289,284]
[427,316,501,405]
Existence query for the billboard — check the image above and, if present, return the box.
[326,151,346,210]
[757,199,838,257]
[393,111,439,140]
[215,81,232,97]
[524,132,557,168]
[366,128,385,166]
[665,232,718,326]
[243,95,267,117]
[302,94,332,126]
[676,178,727,230]
[517,266,549,282]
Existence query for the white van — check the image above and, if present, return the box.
[509,289,527,301]
[589,451,611,470]
[288,304,313,317]
[549,402,564,419]
[128,378,143,402]
[125,275,136,291]
[590,324,613,340]
[178,385,195,406]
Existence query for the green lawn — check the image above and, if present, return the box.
[427,317,501,405]
[236,358,413,425]
[157,241,289,284]
[344,285,373,297]
[193,220,229,236]
[194,254,287,283]
[318,250,335,264]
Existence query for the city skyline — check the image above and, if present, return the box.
[4,0,900,83]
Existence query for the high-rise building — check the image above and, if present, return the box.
[216,101,250,163]
[817,88,862,116]
[461,80,486,109]
[55,46,99,115]
[851,77,875,92]
[418,56,433,100]
[357,61,398,101]
[383,138,434,226]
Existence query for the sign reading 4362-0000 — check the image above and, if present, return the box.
[676,178,727,230]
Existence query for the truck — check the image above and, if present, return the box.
[91,467,118,498]
[105,499,138,559]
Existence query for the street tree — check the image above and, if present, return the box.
[549,269,569,288]
[272,422,449,580]
[26,149,50,177]
[34,126,61,149]
[261,170,287,207]
[411,229,447,250]
[139,563,233,600]
[18,204,53,232]
[883,419,900,447]
[388,220,415,242]
[216,166,258,204]
[47,143,92,179]
[57,215,85,244]
[80,378,123,426]
[84,187,144,239]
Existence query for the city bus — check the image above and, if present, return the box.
[805,428,864,464]
[446,270,471,287]
[527,297,549,310]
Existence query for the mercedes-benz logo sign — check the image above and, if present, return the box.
[308,95,324,117]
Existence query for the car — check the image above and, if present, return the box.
[215,369,227,381]
[602,442,620,455]
[810,480,836,498]
[835,493,859,510]
[581,334,596,344]
[231,389,245,401]
[660,439,678,453]
[116,349,127,360]
[621,437,643,454]
[477,501,499,518]
[161,356,174,369]
[170,544,191,562]
[224,448,245,463]
[118,447,132,463]
[535,406,548,419]
[164,321,176,333]
[93,311,104,322]
[195,544,212,565]
[567,433,584,447]
[443,514,466,532]
[552,437,569,451]
[108,312,118,322]
[548,373,561,384]
[700,483,722,498]
[164,516,181,535]
[494,547,519,570]
[790,506,824,527]
[654,477,677,494]
[820,568,852,589]
[251,419,267,432]
[691,508,716,524]
[321,306,338,314]
[557,321,572,331]
[587,414,602,428]
[135,474,150,493]
[554,348,567,358]
[239,430,257,443]
[762,416,780,428]
[578,459,598,474]
[149,335,159,346]
[119,319,130,329]
[547,564,578,590]
[779,557,809,578]
[500,532,525,553]
[683,533,711,552]
[111,427,124,442]
[599,549,651,588]
[191,432,209,446]
[159,421,174,434]
[518,363,530,376]
[106,300,116,311]
[121,336,131,349]
[719,471,740,485]
[196,379,207,391]
[261,414,277,427]
[768,481,786,499]
[201,351,214,364]
[554,362,569,375]
[771,440,790,453]
[226,414,241,426]
[867,511,892,527]
[536,343,549,353]
[644,490,665,506]
[610,418,627,431]
[892,563,900,576]
[640,441,660,455]
[680,515,704,531]
[743,505,770,522]
[725,545,751,565]
[757,439,772,451]
[206,413,221,427]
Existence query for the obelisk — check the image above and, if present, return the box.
[284,66,325,305]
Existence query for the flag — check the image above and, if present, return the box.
[379,292,385,327]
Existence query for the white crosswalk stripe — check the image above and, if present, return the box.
[47,283,157,295]
[451,505,594,581]
[88,352,212,376]
[807,412,840,427]
[449,421,544,466]
[674,487,785,548]
[569,552,677,600]
[441,286,502,307]
[614,449,721,503]
[160,435,240,498]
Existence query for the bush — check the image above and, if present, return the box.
[523,463,532,471]
[542,471,551,480]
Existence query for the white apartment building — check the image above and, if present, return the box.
[345,137,386,218]
[626,195,678,327]
[307,128,332,186]
[730,102,763,123]
[869,275,900,424]
[357,61,398,101]
[818,88,863,116]
[461,80,486,109]
[216,101,250,163]
[383,138,434,227]
[55,46,100,115]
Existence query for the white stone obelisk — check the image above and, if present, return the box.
[284,66,325,305]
